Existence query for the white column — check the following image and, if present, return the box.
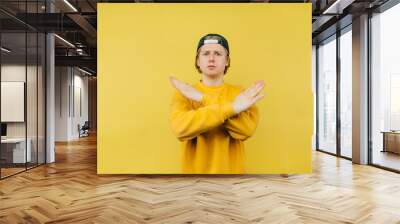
[45,1,55,163]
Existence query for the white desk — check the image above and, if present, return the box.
[1,138,31,163]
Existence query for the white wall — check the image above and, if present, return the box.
[1,65,26,132]
[55,67,70,141]
[55,67,89,141]
[1,64,46,164]
[72,72,89,138]
[1,65,40,137]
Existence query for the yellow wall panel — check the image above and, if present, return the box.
[98,3,313,174]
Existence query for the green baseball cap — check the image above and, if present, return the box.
[196,33,229,55]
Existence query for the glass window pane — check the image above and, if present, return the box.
[371,3,400,171]
[1,31,27,178]
[318,36,337,154]
[27,31,38,169]
[38,32,45,165]
[0,0,46,179]
[340,29,352,158]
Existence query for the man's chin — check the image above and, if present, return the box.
[204,71,223,77]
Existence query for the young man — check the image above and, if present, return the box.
[169,33,265,174]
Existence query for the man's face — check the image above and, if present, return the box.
[196,43,229,77]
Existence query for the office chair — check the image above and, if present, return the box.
[79,121,90,138]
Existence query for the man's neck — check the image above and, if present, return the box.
[201,74,224,87]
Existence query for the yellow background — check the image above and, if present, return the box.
[98,3,313,174]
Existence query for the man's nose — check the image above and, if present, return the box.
[208,54,215,61]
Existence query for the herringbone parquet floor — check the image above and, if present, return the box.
[1,134,400,224]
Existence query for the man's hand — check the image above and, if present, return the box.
[169,76,204,102]
[233,80,265,114]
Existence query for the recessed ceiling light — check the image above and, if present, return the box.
[77,67,93,76]
[322,0,353,15]
[1,47,11,53]
[54,34,75,48]
[63,0,78,12]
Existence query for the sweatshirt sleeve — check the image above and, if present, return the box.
[170,90,236,141]
[223,104,260,141]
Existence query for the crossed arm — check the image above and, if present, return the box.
[169,77,263,141]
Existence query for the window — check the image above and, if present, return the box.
[317,36,337,154]
[371,2,400,171]
[339,28,352,158]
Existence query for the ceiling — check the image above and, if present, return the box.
[0,0,393,75]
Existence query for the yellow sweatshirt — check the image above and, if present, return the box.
[170,81,260,174]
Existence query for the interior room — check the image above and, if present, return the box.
[0,0,399,223]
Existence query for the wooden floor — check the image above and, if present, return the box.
[373,150,400,171]
[0,167,26,178]
[1,163,45,178]
[1,134,400,223]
